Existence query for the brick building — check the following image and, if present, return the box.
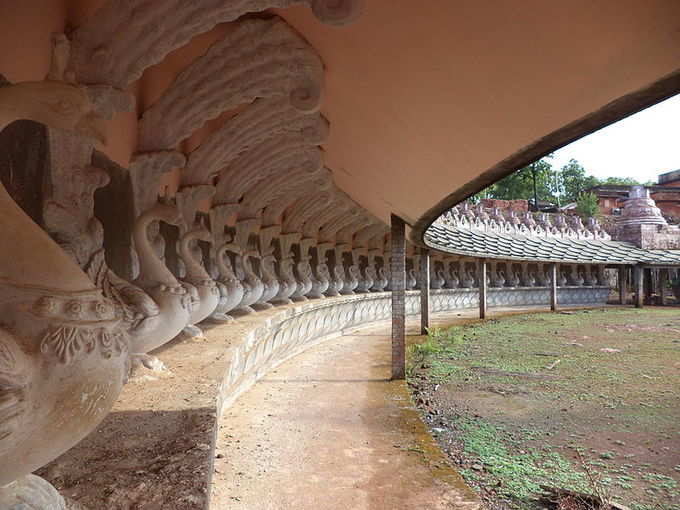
[585,169,680,221]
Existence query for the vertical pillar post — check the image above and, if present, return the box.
[634,264,644,308]
[479,259,487,319]
[420,247,430,334]
[550,262,558,312]
[659,268,668,306]
[644,268,653,304]
[390,214,406,380]
[619,266,627,305]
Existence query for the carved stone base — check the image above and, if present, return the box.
[130,353,168,373]
[251,302,274,311]
[182,324,206,340]
[0,475,69,510]
[231,306,256,316]
[270,298,293,305]
[208,312,235,323]
[64,497,89,510]
[290,295,308,302]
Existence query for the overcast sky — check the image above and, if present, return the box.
[549,93,680,184]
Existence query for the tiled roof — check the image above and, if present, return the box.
[425,223,680,266]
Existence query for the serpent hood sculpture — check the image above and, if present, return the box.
[131,203,192,355]
[0,161,128,506]
[179,228,220,325]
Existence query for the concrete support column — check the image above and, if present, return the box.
[634,264,644,308]
[644,268,653,304]
[659,269,668,305]
[420,247,430,335]
[550,262,558,312]
[619,266,627,305]
[390,214,406,380]
[479,259,487,319]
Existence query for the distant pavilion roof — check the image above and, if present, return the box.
[425,223,680,266]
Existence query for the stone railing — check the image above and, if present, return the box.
[36,286,610,509]
[219,286,609,412]
[430,286,610,311]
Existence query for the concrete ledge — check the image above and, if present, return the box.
[38,288,610,509]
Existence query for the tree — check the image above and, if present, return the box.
[478,159,556,204]
[471,156,646,207]
[559,159,599,204]
[599,176,641,186]
[575,192,599,218]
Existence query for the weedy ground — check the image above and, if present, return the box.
[407,307,680,510]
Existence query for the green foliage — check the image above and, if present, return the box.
[472,156,644,206]
[478,159,557,204]
[455,417,588,502]
[559,159,600,204]
[410,327,463,358]
[576,191,599,218]
[408,309,680,509]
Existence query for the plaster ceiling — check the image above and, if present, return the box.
[275,0,680,240]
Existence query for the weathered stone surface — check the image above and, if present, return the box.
[68,0,362,88]
[214,134,323,206]
[184,97,329,187]
[138,17,324,152]
[0,119,49,225]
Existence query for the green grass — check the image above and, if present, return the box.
[408,308,680,509]
[455,416,588,504]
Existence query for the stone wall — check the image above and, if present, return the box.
[219,286,610,414]
[480,198,529,212]
[35,287,609,508]
[614,223,680,250]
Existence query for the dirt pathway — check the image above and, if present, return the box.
[211,322,481,510]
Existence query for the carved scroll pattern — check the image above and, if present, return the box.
[138,17,324,152]
[129,151,186,218]
[176,185,216,233]
[263,169,333,227]
[302,195,354,239]
[318,204,361,243]
[0,330,29,456]
[184,98,328,186]
[238,165,326,221]
[68,0,362,88]
[355,223,389,248]
[440,203,611,241]
[214,136,323,205]
[336,215,372,245]
[282,190,333,235]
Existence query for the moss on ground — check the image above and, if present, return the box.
[408,308,680,510]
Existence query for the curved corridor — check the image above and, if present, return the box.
[212,321,481,510]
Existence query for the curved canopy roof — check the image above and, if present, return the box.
[277,1,680,243]
[0,1,678,251]
[426,223,680,266]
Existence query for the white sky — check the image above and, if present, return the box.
[549,93,680,184]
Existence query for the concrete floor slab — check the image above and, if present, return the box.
[212,323,481,510]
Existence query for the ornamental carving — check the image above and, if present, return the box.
[138,17,325,152]
[68,0,362,88]
[440,202,611,240]
[185,98,329,186]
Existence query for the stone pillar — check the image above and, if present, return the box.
[479,258,487,319]
[550,262,558,312]
[390,214,406,380]
[634,264,644,308]
[420,247,430,335]
[659,268,668,305]
[644,268,653,304]
[619,266,627,305]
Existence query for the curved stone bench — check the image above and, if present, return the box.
[39,287,610,509]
